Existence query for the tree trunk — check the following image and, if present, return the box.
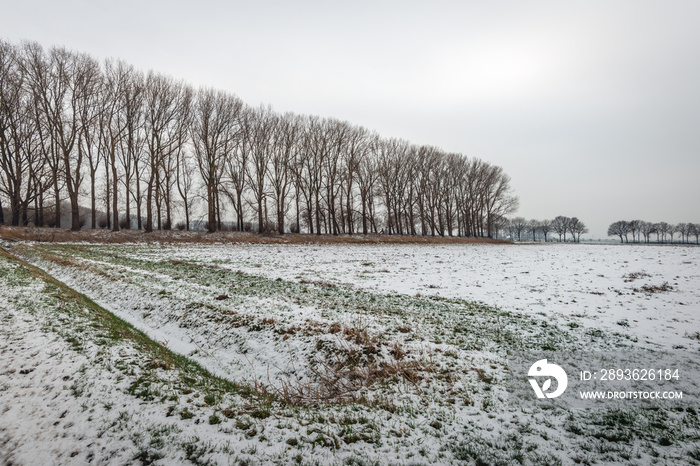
[29,197,36,226]
[90,172,97,229]
[10,195,20,226]
[145,171,154,232]
[361,195,368,235]
[136,174,142,230]
[184,199,190,231]
[216,190,222,231]
[112,154,119,231]
[237,191,243,232]
[295,189,300,234]
[156,171,162,230]
[207,186,216,233]
[70,193,80,231]
[54,179,61,228]
[124,177,131,229]
[277,200,285,235]
[258,197,264,234]
[105,160,111,229]
[314,192,321,236]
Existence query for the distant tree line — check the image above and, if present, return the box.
[608,220,700,244]
[498,215,588,242]
[0,40,518,236]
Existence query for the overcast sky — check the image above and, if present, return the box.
[2,0,698,238]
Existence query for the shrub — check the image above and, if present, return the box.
[261,221,277,235]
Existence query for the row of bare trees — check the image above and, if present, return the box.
[1,40,518,236]
[499,216,588,242]
[608,220,700,244]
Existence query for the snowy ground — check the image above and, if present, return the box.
[2,241,700,465]
[140,242,700,351]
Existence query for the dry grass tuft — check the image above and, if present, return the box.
[273,355,434,406]
[623,271,652,282]
[633,282,673,294]
[270,321,434,406]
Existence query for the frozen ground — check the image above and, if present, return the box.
[2,241,700,465]
[100,242,700,351]
[0,250,286,465]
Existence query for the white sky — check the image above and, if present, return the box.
[2,0,699,238]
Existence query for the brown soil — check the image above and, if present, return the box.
[0,225,509,245]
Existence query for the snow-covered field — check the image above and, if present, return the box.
[2,241,700,465]
[133,242,700,351]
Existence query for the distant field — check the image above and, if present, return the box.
[2,241,699,464]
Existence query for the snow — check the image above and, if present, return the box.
[123,242,700,351]
[2,241,700,464]
[0,250,389,465]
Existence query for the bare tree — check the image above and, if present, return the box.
[481,165,518,238]
[627,220,642,243]
[552,216,571,242]
[639,221,655,243]
[667,223,678,243]
[3,38,531,239]
[607,220,629,243]
[268,112,300,234]
[340,125,369,234]
[527,219,540,241]
[568,217,588,242]
[118,66,145,229]
[356,132,380,235]
[191,88,241,232]
[246,105,276,233]
[143,73,190,232]
[0,40,44,226]
[175,144,196,230]
[224,107,252,232]
[538,219,552,242]
[656,222,670,242]
[690,223,699,244]
[100,59,135,231]
[46,48,101,230]
[20,42,66,228]
[376,137,411,235]
[82,71,104,229]
[510,217,528,241]
[301,116,330,235]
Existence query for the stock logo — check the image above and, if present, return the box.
[528,359,568,399]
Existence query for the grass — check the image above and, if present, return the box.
[2,241,698,464]
[1,248,265,404]
[0,246,284,463]
[19,243,607,353]
[12,242,627,412]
